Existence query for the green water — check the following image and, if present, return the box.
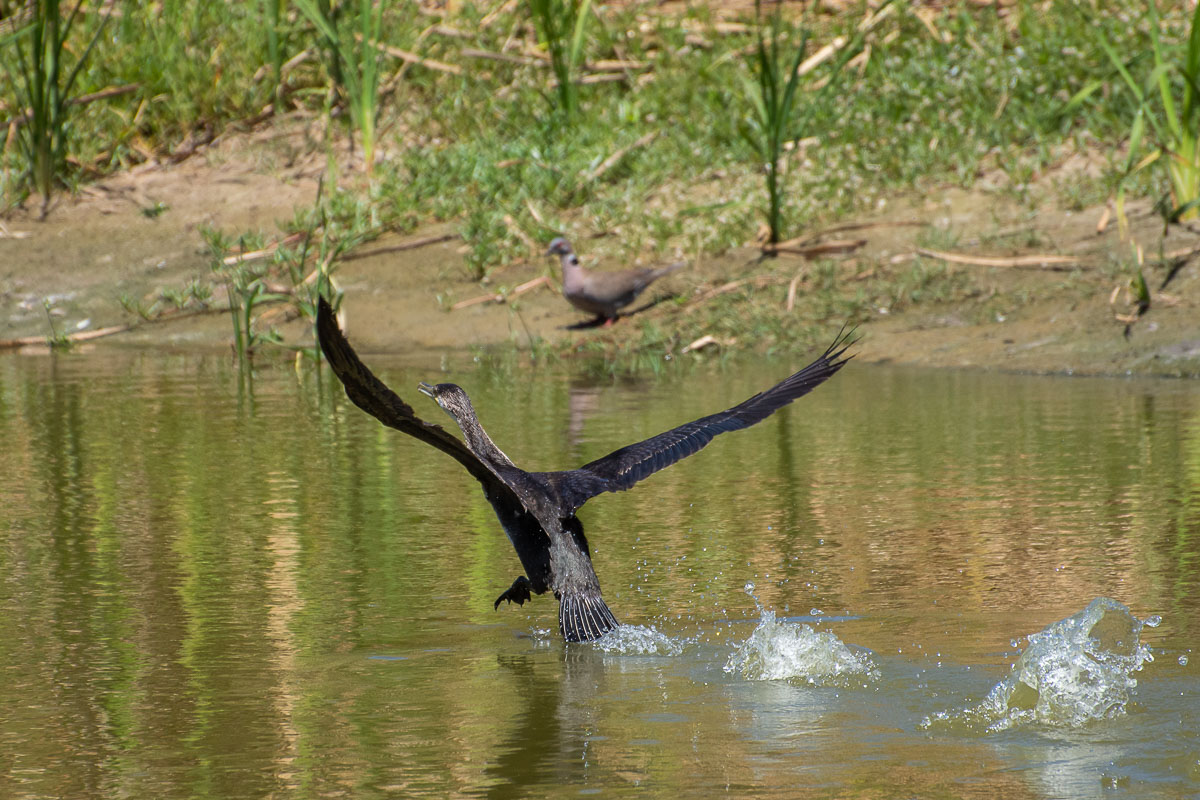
[0,350,1197,799]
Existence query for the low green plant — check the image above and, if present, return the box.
[740,1,888,248]
[260,0,288,110]
[1073,1,1200,225]
[1,0,110,217]
[294,0,383,173]
[202,229,287,362]
[527,0,592,119]
[41,299,71,348]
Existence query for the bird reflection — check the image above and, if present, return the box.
[484,650,609,797]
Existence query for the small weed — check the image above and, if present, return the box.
[1071,1,1200,226]
[527,0,593,119]
[2,0,111,216]
[294,0,385,173]
[140,201,169,219]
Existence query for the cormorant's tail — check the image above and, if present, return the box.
[558,592,620,642]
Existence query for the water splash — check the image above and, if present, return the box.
[591,624,686,656]
[723,587,878,685]
[924,597,1156,732]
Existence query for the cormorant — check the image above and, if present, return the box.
[316,297,854,642]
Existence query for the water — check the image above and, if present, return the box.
[0,350,1198,799]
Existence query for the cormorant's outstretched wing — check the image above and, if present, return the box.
[317,297,562,608]
[316,297,518,498]
[551,328,856,512]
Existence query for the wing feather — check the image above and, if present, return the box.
[316,297,520,500]
[552,328,855,510]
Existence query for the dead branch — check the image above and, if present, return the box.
[0,325,130,350]
[357,35,463,75]
[460,48,544,66]
[340,232,461,262]
[223,233,307,266]
[785,272,803,311]
[916,248,1085,270]
[584,130,659,182]
[450,275,553,310]
[766,237,866,258]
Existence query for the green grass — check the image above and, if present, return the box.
[1,0,110,216]
[527,0,592,119]
[1071,0,1200,225]
[3,0,1192,363]
[5,0,1167,227]
[294,0,385,173]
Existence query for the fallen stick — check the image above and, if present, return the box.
[587,59,649,72]
[0,324,130,350]
[450,275,553,310]
[585,130,659,182]
[357,35,463,75]
[223,233,307,266]
[340,232,461,262]
[549,72,628,87]
[0,222,31,240]
[766,237,866,258]
[460,48,544,66]
[253,48,311,83]
[682,334,726,353]
[480,0,518,28]
[503,214,539,254]
[1162,243,1200,261]
[685,274,786,311]
[916,248,1084,270]
[797,37,848,77]
[785,272,804,311]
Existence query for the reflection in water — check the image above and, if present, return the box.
[484,653,576,798]
[0,353,1197,799]
[565,382,601,452]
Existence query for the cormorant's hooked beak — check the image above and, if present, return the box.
[417,382,436,399]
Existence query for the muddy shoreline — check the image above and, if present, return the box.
[3,143,1199,378]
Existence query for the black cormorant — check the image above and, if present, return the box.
[316,297,854,642]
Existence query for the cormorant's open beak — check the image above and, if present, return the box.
[417,382,436,398]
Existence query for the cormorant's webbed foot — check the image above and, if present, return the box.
[494,576,533,610]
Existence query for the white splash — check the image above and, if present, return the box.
[723,592,878,685]
[924,597,1156,732]
[591,624,686,656]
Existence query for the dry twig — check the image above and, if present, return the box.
[916,248,1084,270]
[584,130,659,182]
[450,275,554,310]
[0,325,129,350]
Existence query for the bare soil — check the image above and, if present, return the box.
[3,130,1199,377]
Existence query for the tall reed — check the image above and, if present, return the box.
[1074,1,1200,225]
[740,0,888,248]
[527,0,592,119]
[741,6,809,247]
[294,0,383,173]
[261,0,287,109]
[3,0,109,217]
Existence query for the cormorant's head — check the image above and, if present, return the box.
[418,382,476,421]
